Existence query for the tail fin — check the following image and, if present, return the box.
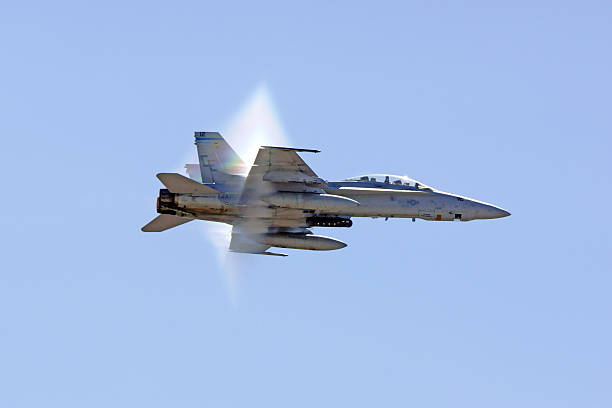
[156,173,219,195]
[141,214,192,232]
[194,131,247,183]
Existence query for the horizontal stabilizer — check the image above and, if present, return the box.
[141,214,193,232]
[157,173,218,195]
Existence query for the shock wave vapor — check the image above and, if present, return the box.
[142,132,510,256]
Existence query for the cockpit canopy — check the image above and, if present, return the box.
[343,174,434,191]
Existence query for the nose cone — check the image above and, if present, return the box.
[482,204,511,219]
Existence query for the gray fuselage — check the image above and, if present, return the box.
[158,177,509,224]
[324,180,509,221]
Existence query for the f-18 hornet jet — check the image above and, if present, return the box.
[142,132,510,256]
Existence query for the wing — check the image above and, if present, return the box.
[229,146,352,256]
[240,146,325,202]
[237,146,325,229]
[228,223,288,256]
[226,146,323,251]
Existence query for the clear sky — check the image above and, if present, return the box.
[1,1,611,407]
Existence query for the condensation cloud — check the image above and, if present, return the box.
[190,84,290,302]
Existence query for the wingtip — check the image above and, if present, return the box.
[261,146,320,153]
[228,249,288,257]
[262,251,289,257]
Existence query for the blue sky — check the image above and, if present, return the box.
[1,1,611,407]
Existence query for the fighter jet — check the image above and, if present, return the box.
[142,132,510,256]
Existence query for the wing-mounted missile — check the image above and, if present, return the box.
[229,223,347,253]
[256,232,347,251]
[263,170,327,187]
[261,192,359,212]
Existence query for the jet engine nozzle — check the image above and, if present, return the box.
[157,189,177,213]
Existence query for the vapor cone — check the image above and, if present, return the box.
[197,84,290,300]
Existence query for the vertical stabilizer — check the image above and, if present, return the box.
[194,132,246,183]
